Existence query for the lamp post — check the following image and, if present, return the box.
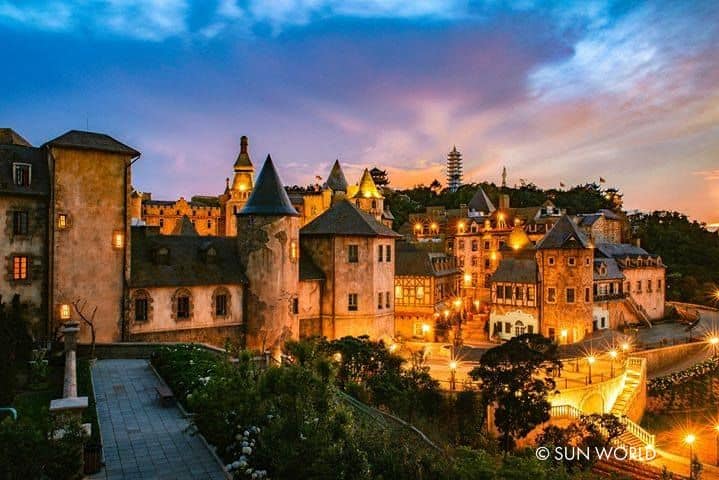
[608,349,618,377]
[709,336,719,357]
[449,360,457,391]
[587,355,596,384]
[685,434,696,480]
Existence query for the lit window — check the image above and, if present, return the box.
[12,256,29,280]
[416,286,424,300]
[290,240,298,262]
[57,213,68,229]
[12,211,28,235]
[112,229,124,249]
[60,304,71,320]
[395,285,403,299]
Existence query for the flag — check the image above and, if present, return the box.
[599,177,606,183]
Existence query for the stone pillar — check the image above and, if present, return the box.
[62,321,80,398]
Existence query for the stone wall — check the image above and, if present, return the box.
[142,197,222,236]
[128,325,243,348]
[632,341,705,376]
[623,266,665,320]
[49,147,132,343]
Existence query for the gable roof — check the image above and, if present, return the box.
[593,258,624,281]
[239,155,299,216]
[44,130,140,156]
[490,258,539,284]
[326,159,348,192]
[352,168,383,199]
[536,214,591,249]
[0,144,49,196]
[130,227,247,288]
[595,243,651,258]
[468,187,496,213]
[301,200,401,237]
[171,215,199,236]
[0,128,32,147]
[395,242,459,277]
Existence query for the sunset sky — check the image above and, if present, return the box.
[2,1,718,225]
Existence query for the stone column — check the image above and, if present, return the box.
[62,321,80,398]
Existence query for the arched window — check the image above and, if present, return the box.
[172,288,193,321]
[371,200,377,209]
[212,287,231,318]
[132,289,153,323]
[514,321,525,337]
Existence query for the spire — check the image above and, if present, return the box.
[502,166,507,188]
[171,215,198,236]
[234,135,253,171]
[352,168,383,199]
[239,155,299,216]
[447,146,463,192]
[326,159,349,192]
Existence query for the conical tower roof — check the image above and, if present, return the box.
[352,168,383,199]
[326,159,348,192]
[234,136,253,170]
[239,155,299,216]
[468,187,495,213]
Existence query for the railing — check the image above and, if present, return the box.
[594,293,628,301]
[619,416,655,448]
[550,404,583,419]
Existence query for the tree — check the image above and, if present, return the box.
[0,295,32,404]
[469,334,560,452]
[71,299,97,359]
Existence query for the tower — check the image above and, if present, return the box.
[225,135,255,235]
[237,155,300,354]
[326,159,349,202]
[502,166,507,189]
[350,168,384,220]
[447,146,463,193]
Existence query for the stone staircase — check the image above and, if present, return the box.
[461,314,489,344]
[624,296,653,328]
[611,358,655,449]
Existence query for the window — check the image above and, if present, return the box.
[471,273,478,287]
[12,211,28,235]
[504,322,511,334]
[647,280,653,293]
[348,293,358,311]
[395,285,403,299]
[371,200,377,209]
[471,256,478,267]
[385,291,390,308]
[515,286,523,301]
[527,286,535,302]
[548,256,555,266]
[12,256,29,281]
[548,327,555,341]
[625,282,630,293]
[177,296,190,319]
[496,285,504,300]
[207,220,212,229]
[215,294,228,317]
[135,298,148,322]
[385,245,391,262]
[471,240,478,252]
[292,297,299,315]
[290,240,298,262]
[112,230,124,249]
[484,258,490,269]
[568,257,576,266]
[504,285,513,300]
[514,321,525,337]
[416,286,424,300]
[484,240,490,250]
[585,287,590,302]
[57,213,68,229]
[378,293,383,309]
[585,257,591,266]
[348,245,359,263]
[378,245,383,262]
[458,240,465,250]
[547,287,556,303]
[566,288,575,303]
[159,218,164,228]
[527,325,534,334]
[658,279,662,291]
[13,163,31,186]
[636,280,642,293]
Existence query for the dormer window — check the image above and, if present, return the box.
[203,246,217,263]
[155,246,170,264]
[13,163,31,186]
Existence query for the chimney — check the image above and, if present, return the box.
[240,135,248,154]
[499,194,510,210]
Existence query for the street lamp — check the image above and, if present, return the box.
[449,360,458,391]
[587,355,596,384]
[560,329,568,344]
[709,336,719,356]
[421,323,430,341]
[608,349,618,377]
[685,433,696,479]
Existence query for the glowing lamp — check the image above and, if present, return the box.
[586,355,596,365]
[560,329,568,338]
[453,298,462,309]
[449,360,458,371]
[112,229,125,249]
[421,323,430,334]
[621,342,630,352]
[414,223,422,231]
[609,349,618,359]
[389,343,398,353]
[333,352,342,362]
[709,336,719,346]
[464,273,472,284]
[684,434,696,445]
[60,304,71,320]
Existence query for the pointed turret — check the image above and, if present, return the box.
[352,168,383,199]
[536,215,590,249]
[326,159,348,192]
[234,135,253,170]
[240,155,299,216]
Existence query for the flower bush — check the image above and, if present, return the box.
[647,355,719,412]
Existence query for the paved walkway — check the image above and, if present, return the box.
[90,359,227,480]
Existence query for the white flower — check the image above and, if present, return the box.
[242,446,252,455]
[231,461,241,470]
[244,430,249,437]
[235,434,242,441]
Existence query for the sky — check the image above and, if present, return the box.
[1,0,718,226]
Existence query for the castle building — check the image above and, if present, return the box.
[394,241,461,340]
